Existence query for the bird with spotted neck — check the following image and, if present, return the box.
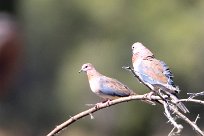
[131,42,189,113]
[79,63,136,102]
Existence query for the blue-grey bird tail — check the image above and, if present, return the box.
[169,93,189,113]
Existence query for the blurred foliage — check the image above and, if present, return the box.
[0,0,204,136]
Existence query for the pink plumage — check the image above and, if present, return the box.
[79,63,135,100]
[131,42,189,113]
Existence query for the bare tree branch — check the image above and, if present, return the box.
[163,102,183,135]
[155,99,204,136]
[47,94,159,136]
[172,108,204,136]
[47,94,204,136]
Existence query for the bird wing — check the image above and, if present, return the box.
[138,58,174,86]
[99,76,134,97]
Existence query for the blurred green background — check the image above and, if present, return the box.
[0,0,204,136]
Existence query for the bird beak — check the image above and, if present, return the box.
[78,69,82,73]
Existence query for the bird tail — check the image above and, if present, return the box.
[169,93,189,113]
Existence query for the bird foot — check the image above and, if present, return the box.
[144,92,154,100]
[104,99,111,106]
[94,99,111,109]
[94,102,103,109]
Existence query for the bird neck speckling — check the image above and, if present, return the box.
[87,69,102,80]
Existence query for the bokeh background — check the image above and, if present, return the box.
[0,0,204,136]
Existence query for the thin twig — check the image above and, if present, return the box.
[187,92,204,99]
[122,66,138,78]
[122,66,144,84]
[194,114,200,124]
[163,101,183,135]
[179,99,204,105]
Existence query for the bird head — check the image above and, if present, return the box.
[131,42,154,57]
[79,63,94,73]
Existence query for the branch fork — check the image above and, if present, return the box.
[46,66,204,136]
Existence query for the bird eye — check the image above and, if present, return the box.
[85,65,88,68]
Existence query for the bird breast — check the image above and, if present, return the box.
[133,59,142,72]
[88,77,101,94]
